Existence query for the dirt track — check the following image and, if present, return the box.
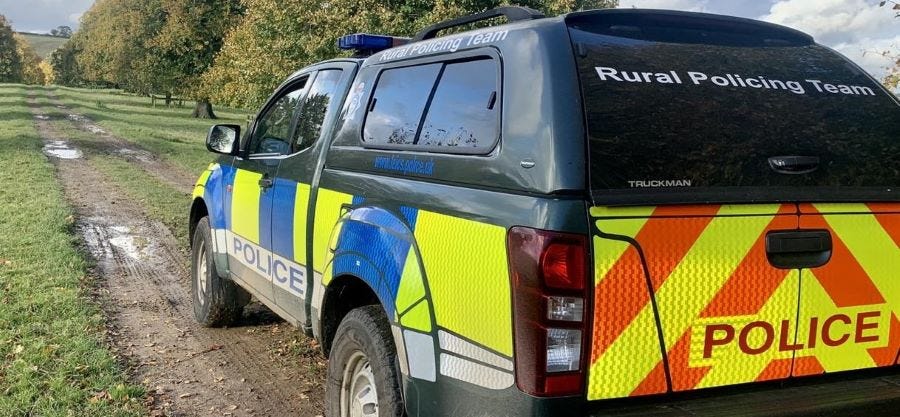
[27,89,326,417]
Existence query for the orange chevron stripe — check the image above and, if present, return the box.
[865,203,900,214]
[791,356,825,377]
[640,206,721,290]
[800,211,886,308]
[870,206,900,249]
[629,361,668,396]
[592,246,648,360]
[868,313,900,367]
[701,206,796,318]
[664,330,713,392]
[756,358,794,382]
[592,206,719,360]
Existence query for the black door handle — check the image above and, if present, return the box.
[765,230,832,269]
[258,177,274,189]
[768,156,820,175]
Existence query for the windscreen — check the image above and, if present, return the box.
[567,11,900,205]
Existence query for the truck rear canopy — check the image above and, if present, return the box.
[566,10,900,206]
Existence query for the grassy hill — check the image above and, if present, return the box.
[16,32,68,60]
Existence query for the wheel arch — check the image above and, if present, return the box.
[315,205,435,354]
[189,197,209,247]
[319,274,381,355]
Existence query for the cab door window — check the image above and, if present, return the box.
[292,69,343,152]
[249,81,307,156]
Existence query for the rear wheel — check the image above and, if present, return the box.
[191,217,247,327]
[327,305,404,417]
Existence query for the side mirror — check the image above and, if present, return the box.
[206,124,241,155]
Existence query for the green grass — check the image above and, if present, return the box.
[0,84,145,416]
[46,86,251,173]
[16,33,67,60]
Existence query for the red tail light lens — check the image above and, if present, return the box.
[508,227,590,397]
[542,242,586,291]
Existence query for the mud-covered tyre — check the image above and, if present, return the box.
[326,305,404,417]
[191,217,247,327]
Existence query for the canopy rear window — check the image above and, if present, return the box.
[567,11,900,205]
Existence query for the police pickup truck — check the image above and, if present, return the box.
[189,6,900,416]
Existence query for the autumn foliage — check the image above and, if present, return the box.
[52,0,617,112]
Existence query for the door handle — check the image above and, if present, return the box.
[258,177,274,189]
[765,230,832,269]
[768,156,820,175]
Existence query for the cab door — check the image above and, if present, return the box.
[227,80,309,303]
[270,66,352,322]
[793,203,900,375]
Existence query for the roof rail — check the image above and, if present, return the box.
[413,6,545,41]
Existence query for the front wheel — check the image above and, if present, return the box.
[326,305,404,417]
[191,217,248,327]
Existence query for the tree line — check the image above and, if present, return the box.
[0,15,53,85]
[49,0,618,117]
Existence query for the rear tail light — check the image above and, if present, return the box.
[508,227,590,397]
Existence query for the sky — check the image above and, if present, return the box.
[618,0,898,79]
[0,0,896,78]
[0,0,93,32]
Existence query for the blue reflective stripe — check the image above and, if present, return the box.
[399,205,418,231]
[259,187,275,250]
[222,164,236,230]
[332,206,419,318]
[271,178,296,259]
[352,195,365,205]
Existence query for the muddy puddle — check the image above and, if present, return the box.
[81,220,153,261]
[42,140,83,159]
[115,148,155,163]
[68,114,107,134]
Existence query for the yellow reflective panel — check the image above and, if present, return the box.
[395,248,426,315]
[401,300,432,333]
[292,182,311,264]
[313,188,353,273]
[192,169,212,200]
[231,169,262,244]
[415,211,512,357]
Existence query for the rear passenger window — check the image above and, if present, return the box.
[362,58,500,154]
[364,64,441,146]
[420,60,498,150]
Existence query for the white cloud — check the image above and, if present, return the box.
[617,0,708,12]
[68,12,83,25]
[762,0,896,45]
[616,0,898,80]
[762,0,898,79]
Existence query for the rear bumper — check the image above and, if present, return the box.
[586,368,900,417]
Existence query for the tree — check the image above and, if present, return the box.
[148,0,243,118]
[13,33,45,85]
[75,0,166,90]
[0,15,22,83]
[878,1,899,92]
[50,25,73,38]
[200,0,618,109]
[50,39,84,86]
[39,60,54,85]
[72,0,241,117]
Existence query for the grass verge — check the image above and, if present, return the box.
[0,84,145,416]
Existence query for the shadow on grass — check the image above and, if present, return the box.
[0,110,39,123]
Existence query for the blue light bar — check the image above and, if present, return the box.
[337,33,406,53]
